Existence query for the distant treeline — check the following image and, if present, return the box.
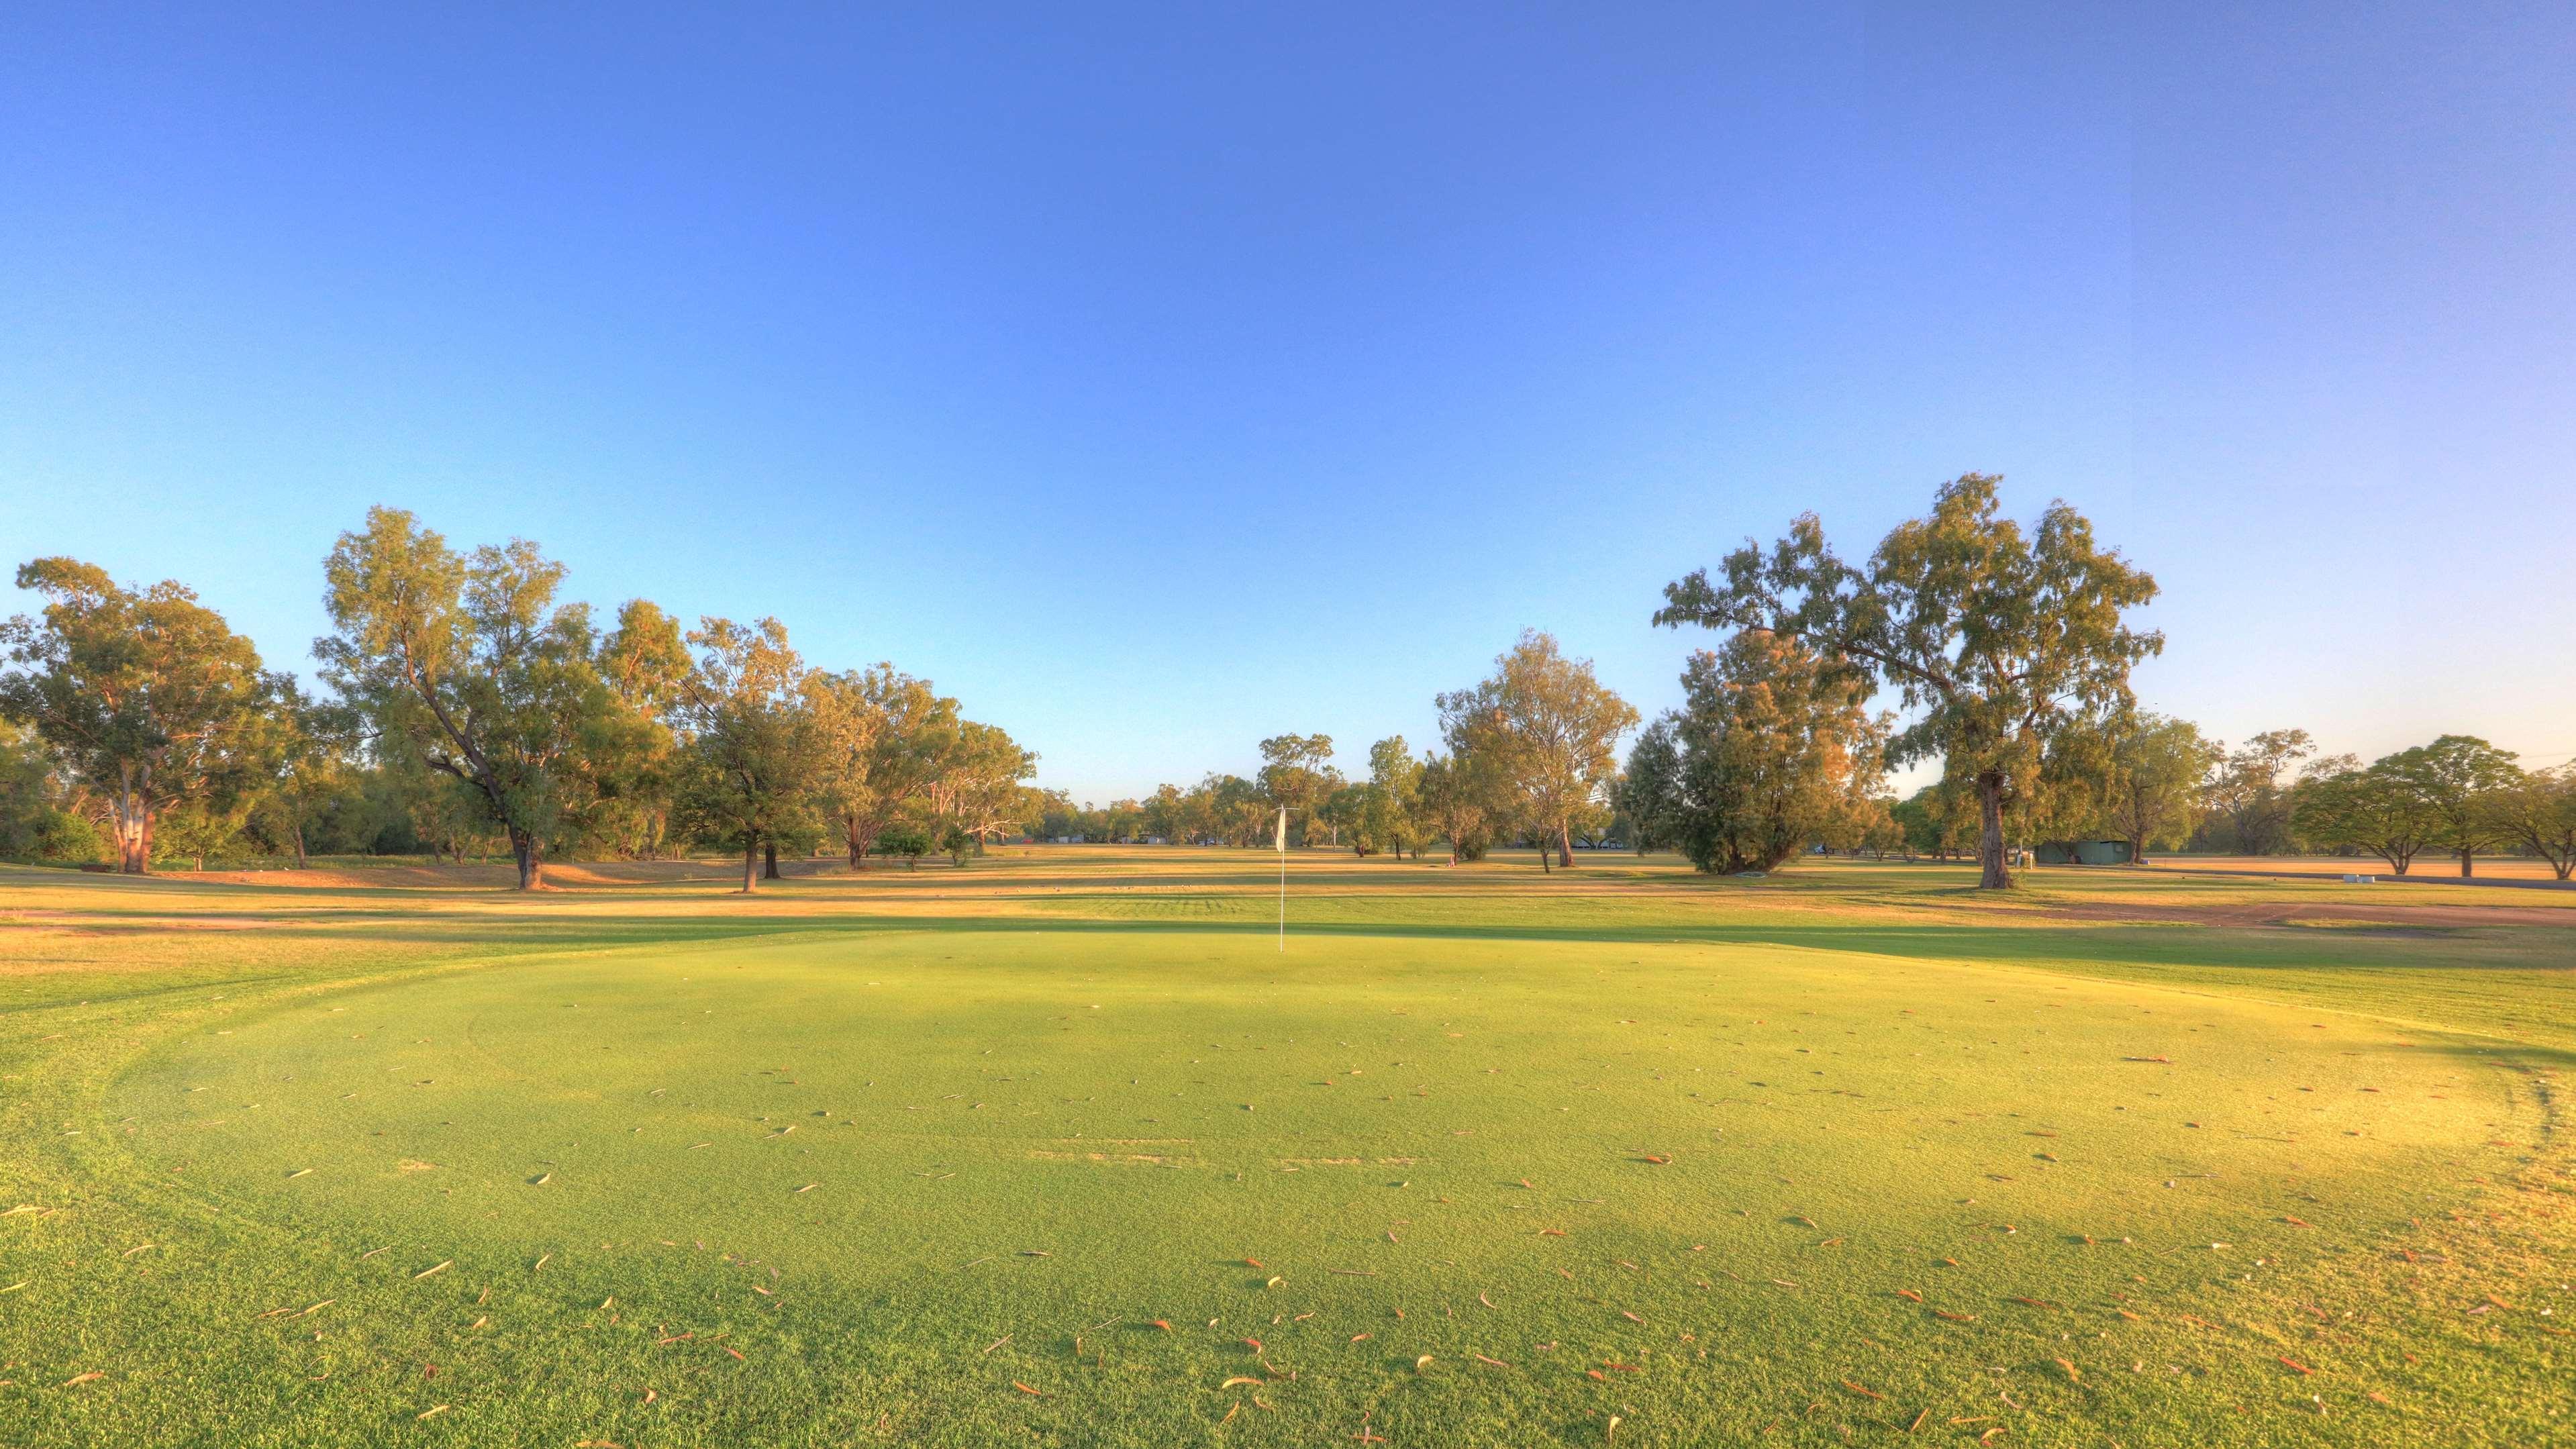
[7,482,2571,889]
[1,507,1038,891]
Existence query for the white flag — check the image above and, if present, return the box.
[1275,807,1287,853]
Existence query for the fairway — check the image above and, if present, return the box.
[3,852,2569,1447]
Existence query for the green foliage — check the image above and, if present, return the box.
[1,556,270,871]
[2198,728,2314,854]
[1891,777,1978,858]
[2493,764,2576,880]
[1256,732,1340,843]
[0,721,107,862]
[573,599,692,860]
[1435,630,1637,865]
[2294,736,2521,877]
[1626,631,1888,875]
[1321,781,1402,857]
[1416,746,1504,862]
[2293,752,2441,875]
[671,617,824,890]
[1658,474,2160,887]
[317,507,611,887]
[807,665,964,864]
[877,823,932,866]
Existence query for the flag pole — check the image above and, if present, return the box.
[1276,806,1287,952]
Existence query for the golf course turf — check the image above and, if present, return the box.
[2,850,2568,1446]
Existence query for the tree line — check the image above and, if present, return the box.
[0,507,1037,890]
[8,483,2569,891]
[1019,474,2573,889]
[1024,630,1640,870]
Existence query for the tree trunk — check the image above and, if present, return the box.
[116,811,150,874]
[2459,848,2473,878]
[110,789,152,873]
[764,842,781,880]
[291,821,308,870]
[742,843,759,893]
[1976,772,2014,889]
[510,828,544,890]
[1556,820,1574,868]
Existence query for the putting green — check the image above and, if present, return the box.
[80,923,2542,1445]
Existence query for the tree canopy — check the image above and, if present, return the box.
[1626,630,1889,875]
[317,507,609,888]
[1656,474,2160,888]
[1436,630,1637,867]
[1,557,271,872]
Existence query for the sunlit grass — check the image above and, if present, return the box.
[1,851,2567,1446]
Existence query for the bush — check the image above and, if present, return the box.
[878,826,931,868]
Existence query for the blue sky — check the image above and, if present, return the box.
[4,3,2570,801]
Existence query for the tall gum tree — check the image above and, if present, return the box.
[1436,632,1636,867]
[1626,630,1888,876]
[672,617,820,894]
[2096,711,2220,864]
[1656,474,2161,889]
[1,558,269,872]
[317,507,607,889]
[807,665,960,868]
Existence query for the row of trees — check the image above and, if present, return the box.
[1033,632,1642,868]
[11,485,2563,891]
[1868,715,2576,881]
[0,507,1036,889]
[1637,473,2569,885]
[2293,737,2576,879]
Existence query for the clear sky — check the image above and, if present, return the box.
[5,3,2570,802]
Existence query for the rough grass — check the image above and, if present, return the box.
[1,850,2568,1447]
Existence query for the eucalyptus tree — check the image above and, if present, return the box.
[2089,713,2220,864]
[2201,728,2313,854]
[318,507,609,889]
[1436,630,1636,866]
[1367,735,1425,860]
[1617,721,1685,856]
[581,599,691,858]
[1656,474,2161,889]
[1,557,270,872]
[671,617,822,894]
[1624,630,1885,875]
[1417,748,1505,864]
[249,674,364,869]
[932,719,1038,848]
[2293,754,2443,875]
[808,665,961,868]
[0,720,88,861]
[1257,733,1340,843]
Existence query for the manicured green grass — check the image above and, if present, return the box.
[2,852,2568,1446]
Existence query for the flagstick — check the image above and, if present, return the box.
[1277,806,1287,952]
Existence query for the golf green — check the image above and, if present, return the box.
[3,855,2569,1446]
